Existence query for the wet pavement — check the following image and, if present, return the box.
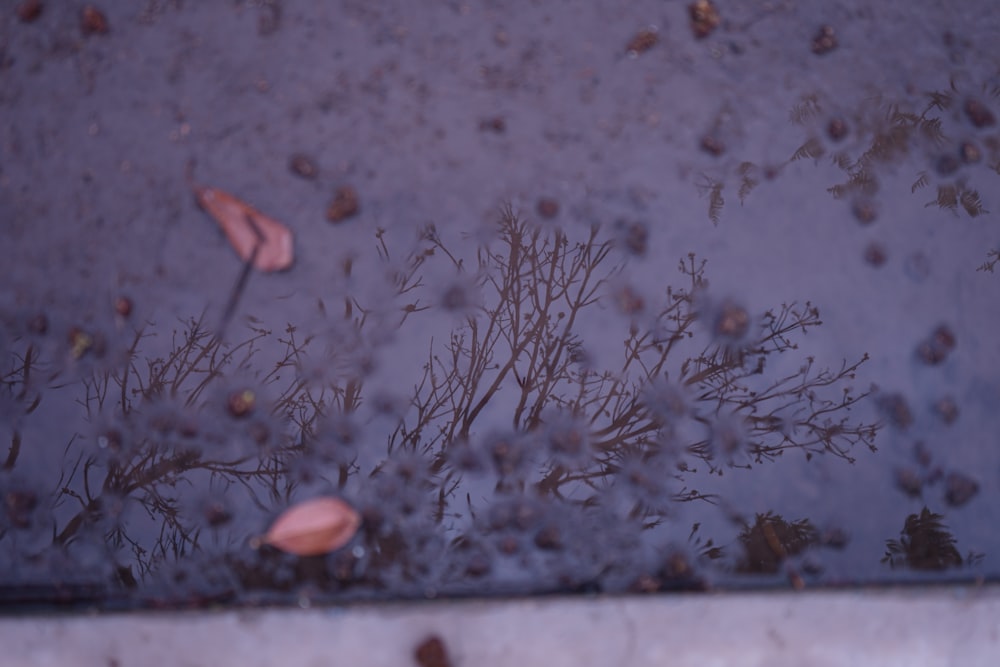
[1,0,999,609]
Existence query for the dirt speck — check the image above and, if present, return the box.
[327,186,360,223]
[81,5,109,35]
[827,118,848,141]
[689,1,720,39]
[289,153,319,180]
[811,26,837,55]
[16,0,43,23]
[863,242,887,267]
[536,197,559,219]
[626,29,658,55]
[414,635,452,667]
[964,98,996,128]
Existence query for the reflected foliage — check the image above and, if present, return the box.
[702,81,999,225]
[882,507,963,572]
[0,205,884,604]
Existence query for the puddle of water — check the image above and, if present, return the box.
[1,0,998,609]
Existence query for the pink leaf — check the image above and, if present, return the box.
[193,184,294,272]
[259,497,361,556]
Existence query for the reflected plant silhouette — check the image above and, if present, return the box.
[0,203,883,603]
[882,507,964,572]
[701,81,999,226]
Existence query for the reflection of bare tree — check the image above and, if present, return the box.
[1,204,883,601]
[397,207,876,498]
[882,507,963,571]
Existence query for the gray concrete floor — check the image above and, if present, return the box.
[3,586,998,666]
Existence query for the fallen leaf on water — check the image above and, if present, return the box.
[192,181,294,272]
[255,497,361,556]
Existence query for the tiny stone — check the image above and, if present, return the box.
[689,0,720,39]
[81,5,109,35]
[536,198,559,219]
[863,242,887,267]
[964,98,996,128]
[17,0,43,22]
[852,200,877,225]
[627,29,658,55]
[944,472,979,507]
[827,118,848,141]
[811,25,838,55]
[714,301,750,339]
[227,389,256,418]
[326,186,359,222]
[959,142,981,163]
[114,296,133,318]
[700,135,725,156]
[289,154,318,180]
[414,635,452,667]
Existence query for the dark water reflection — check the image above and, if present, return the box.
[2,1,999,609]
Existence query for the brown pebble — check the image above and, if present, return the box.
[627,29,658,55]
[959,142,981,163]
[114,296,133,318]
[17,0,43,22]
[916,324,955,365]
[852,200,877,225]
[227,389,256,418]
[326,186,359,223]
[827,118,848,141]
[289,154,318,180]
[700,135,725,156]
[689,0,720,39]
[944,471,979,507]
[414,635,452,667]
[81,5,108,35]
[863,242,887,267]
[811,25,837,55]
[536,198,559,219]
[964,98,996,128]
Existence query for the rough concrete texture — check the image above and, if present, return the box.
[3,587,999,666]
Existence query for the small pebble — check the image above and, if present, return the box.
[689,0,720,39]
[81,5,109,35]
[944,472,978,507]
[536,198,559,219]
[964,98,996,128]
[811,25,838,55]
[17,0,43,22]
[414,635,452,667]
[827,118,848,141]
[626,29,658,55]
[327,186,359,222]
[289,154,318,180]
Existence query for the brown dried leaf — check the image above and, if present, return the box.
[260,497,361,556]
[194,185,294,272]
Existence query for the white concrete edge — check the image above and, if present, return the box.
[2,587,998,667]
